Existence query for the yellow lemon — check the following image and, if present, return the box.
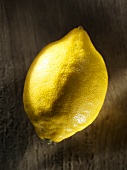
[23,27,108,142]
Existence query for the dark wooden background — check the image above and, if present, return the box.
[0,0,127,170]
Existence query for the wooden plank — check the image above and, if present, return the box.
[0,0,127,169]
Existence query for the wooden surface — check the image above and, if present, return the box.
[0,0,127,170]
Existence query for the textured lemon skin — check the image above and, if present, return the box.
[23,27,108,142]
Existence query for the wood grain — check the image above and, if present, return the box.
[0,0,127,169]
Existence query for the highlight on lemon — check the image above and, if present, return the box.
[23,27,108,142]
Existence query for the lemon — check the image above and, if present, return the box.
[23,27,108,142]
